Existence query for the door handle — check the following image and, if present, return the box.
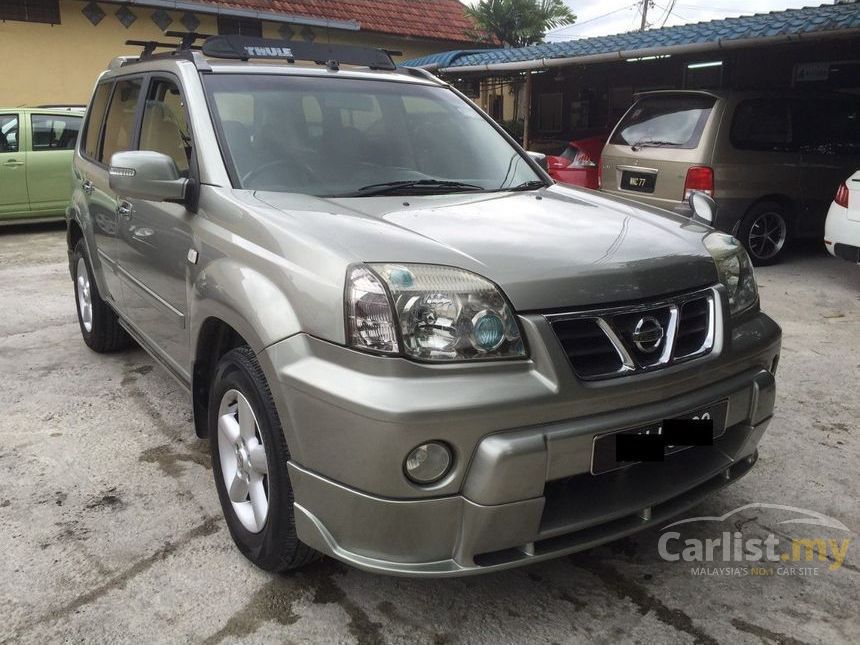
[81,179,94,195]
[3,159,23,168]
[117,201,133,219]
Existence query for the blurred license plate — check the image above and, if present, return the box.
[621,170,656,193]
[591,400,728,475]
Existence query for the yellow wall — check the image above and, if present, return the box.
[0,0,474,106]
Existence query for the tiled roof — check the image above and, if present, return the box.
[194,0,481,43]
[401,3,860,68]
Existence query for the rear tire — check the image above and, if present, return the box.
[209,346,318,572]
[737,202,790,266]
[72,239,132,352]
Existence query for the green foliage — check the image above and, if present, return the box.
[498,118,525,142]
[465,0,577,48]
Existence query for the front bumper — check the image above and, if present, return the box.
[259,307,780,576]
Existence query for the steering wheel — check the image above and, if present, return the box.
[241,157,319,187]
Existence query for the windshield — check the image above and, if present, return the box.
[610,95,716,149]
[203,74,543,196]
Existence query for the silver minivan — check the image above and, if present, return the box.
[601,90,860,264]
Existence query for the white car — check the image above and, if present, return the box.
[825,171,860,264]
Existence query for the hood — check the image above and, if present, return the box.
[254,185,718,311]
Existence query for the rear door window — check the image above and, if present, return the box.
[100,78,142,164]
[731,99,793,151]
[82,83,112,160]
[31,114,82,150]
[611,95,715,149]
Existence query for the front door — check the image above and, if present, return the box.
[115,77,194,380]
[0,113,29,220]
[26,112,83,215]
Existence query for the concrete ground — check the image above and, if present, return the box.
[0,222,857,645]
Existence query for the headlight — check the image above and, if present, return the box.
[703,233,758,316]
[346,263,527,361]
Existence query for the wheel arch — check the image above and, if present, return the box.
[740,194,798,235]
[191,316,250,438]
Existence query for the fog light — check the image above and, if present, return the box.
[404,442,452,484]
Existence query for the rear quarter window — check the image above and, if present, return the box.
[611,95,715,149]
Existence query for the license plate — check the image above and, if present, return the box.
[591,400,728,475]
[621,170,656,193]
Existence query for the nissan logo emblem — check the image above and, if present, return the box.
[632,316,664,353]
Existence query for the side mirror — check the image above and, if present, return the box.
[526,150,548,171]
[688,190,716,225]
[109,151,187,202]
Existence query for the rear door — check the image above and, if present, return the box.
[26,112,82,215]
[0,112,29,219]
[600,93,718,211]
[76,78,143,310]
[114,75,194,378]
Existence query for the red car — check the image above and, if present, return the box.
[545,134,607,189]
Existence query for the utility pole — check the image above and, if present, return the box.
[639,0,651,31]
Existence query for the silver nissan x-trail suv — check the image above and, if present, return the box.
[67,36,781,576]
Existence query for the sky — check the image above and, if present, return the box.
[463,1,839,42]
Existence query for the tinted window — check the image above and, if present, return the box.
[140,79,191,174]
[0,114,19,153]
[204,75,541,196]
[217,15,262,36]
[611,95,715,149]
[82,83,112,160]
[794,98,860,157]
[101,78,142,163]
[731,100,793,151]
[0,0,60,24]
[31,114,82,150]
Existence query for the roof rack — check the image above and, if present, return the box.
[122,33,396,72]
[201,35,396,71]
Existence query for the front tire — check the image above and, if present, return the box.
[208,346,317,572]
[738,202,790,266]
[72,239,132,352]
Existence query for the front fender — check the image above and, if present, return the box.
[189,257,302,355]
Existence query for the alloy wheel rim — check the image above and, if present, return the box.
[218,389,269,533]
[748,212,786,260]
[76,258,93,333]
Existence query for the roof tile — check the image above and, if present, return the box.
[402,3,860,69]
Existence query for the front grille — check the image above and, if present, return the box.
[547,289,717,380]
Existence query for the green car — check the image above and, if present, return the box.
[0,106,83,224]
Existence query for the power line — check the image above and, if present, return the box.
[547,3,638,36]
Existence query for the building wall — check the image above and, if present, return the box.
[0,0,474,106]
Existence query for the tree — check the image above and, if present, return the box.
[465,0,576,48]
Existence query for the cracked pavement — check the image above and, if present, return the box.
[0,223,857,644]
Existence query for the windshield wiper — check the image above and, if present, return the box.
[503,180,547,192]
[339,179,486,197]
[631,139,678,151]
